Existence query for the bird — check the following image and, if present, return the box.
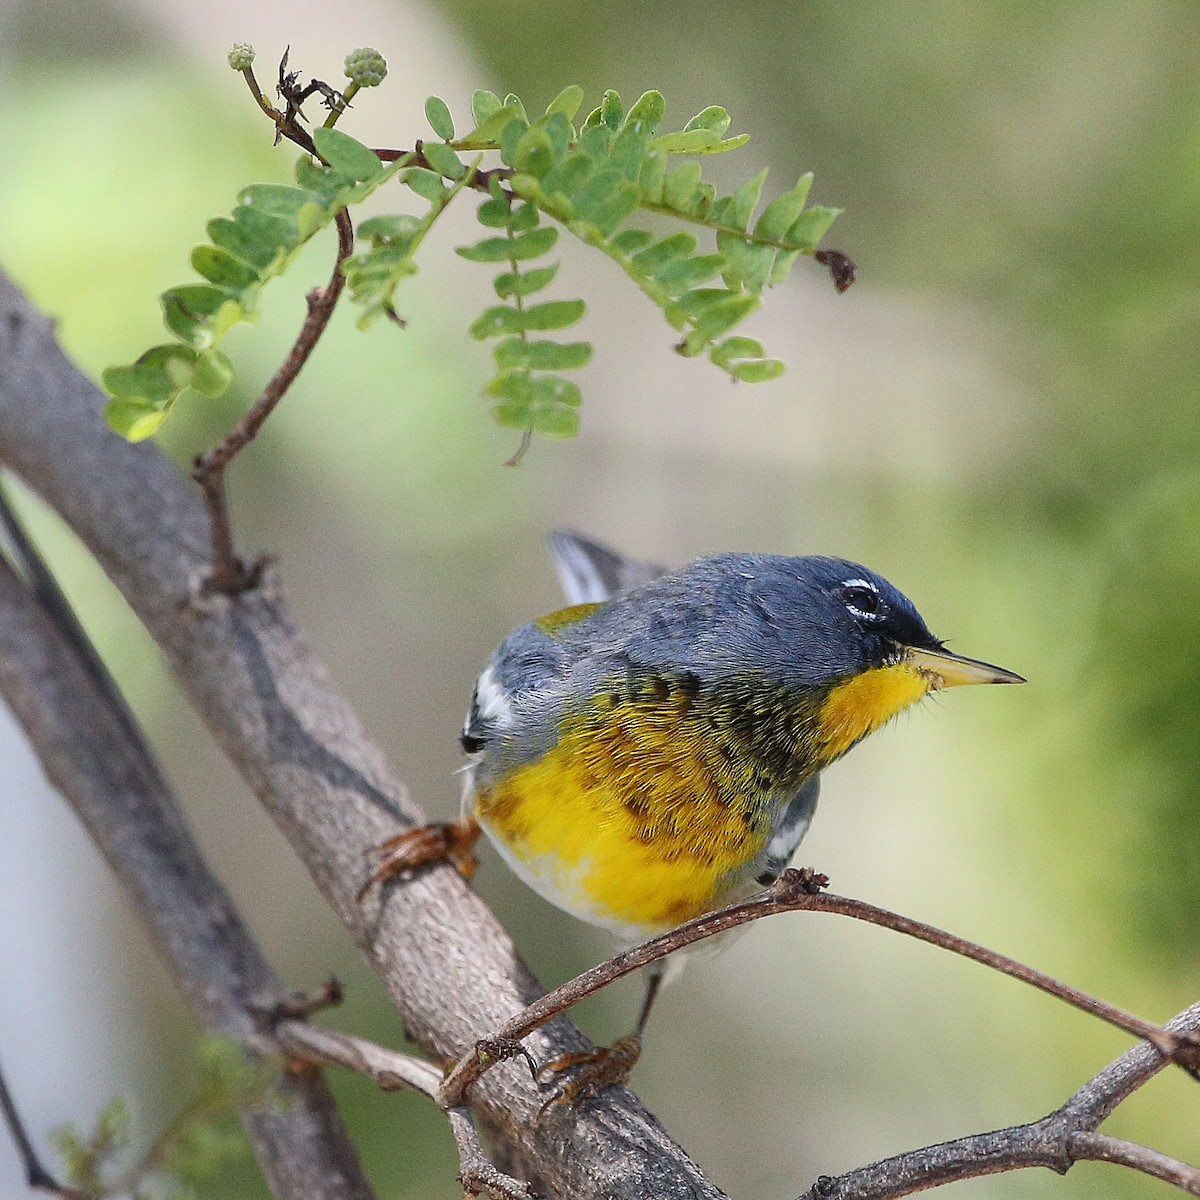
[362,532,1023,1088]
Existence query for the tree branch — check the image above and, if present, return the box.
[0,268,722,1199]
[0,545,375,1198]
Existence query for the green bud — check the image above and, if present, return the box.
[343,47,388,88]
[227,43,255,71]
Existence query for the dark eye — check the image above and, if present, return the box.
[839,580,884,621]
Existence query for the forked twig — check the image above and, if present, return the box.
[274,1022,533,1200]
[191,207,355,593]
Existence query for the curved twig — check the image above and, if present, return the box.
[440,868,1199,1107]
[191,207,355,593]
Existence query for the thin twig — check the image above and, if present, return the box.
[1069,1132,1200,1195]
[274,1023,533,1200]
[788,1011,1200,1200]
[191,207,355,593]
[0,1058,86,1198]
[440,868,1199,1107]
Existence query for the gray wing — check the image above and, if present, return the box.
[752,775,821,885]
[548,530,667,604]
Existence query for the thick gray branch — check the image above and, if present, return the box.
[0,270,720,1199]
[0,555,374,1199]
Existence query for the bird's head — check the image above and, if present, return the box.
[763,556,1027,763]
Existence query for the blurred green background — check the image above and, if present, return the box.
[1,1,1197,1197]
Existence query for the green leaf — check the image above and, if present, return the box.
[767,249,801,286]
[717,232,774,291]
[470,306,525,338]
[294,156,344,202]
[754,173,813,241]
[102,363,175,404]
[545,84,584,122]
[486,371,534,402]
[786,204,842,249]
[358,213,423,242]
[400,167,446,202]
[624,90,665,134]
[471,89,502,125]
[731,358,785,382]
[206,215,287,271]
[520,298,586,330]
[531,403,580,438]
[711,335,766,367]
[687,292,759,338]
[191,245,259,289]
[191,349,234,398]
[456,226,558,263]
[494,264,559,298]
[662,162,702,211]
[499,114,531,166]
[600,89,624,128]
[476,196,512,228]
[638,151,666,203]
[530,374,583,407]
[632,232,697,275]
[312,128,383,182]
[571,171,638,236]
[650,128,750,155]
[461,103,522,146]
[503,93,529,122]
[104,399,168,441]
[653,254,725,293]
[509,201,540,232]
[491,338,592,370]
[491,398,531,429]
[161,285,233,344]
[237,183,325,221]
[726,168,768,231]
[611,229,654,255]
[609,125,650,181]
[684,105,732,135]
[425,95,455,140]
[514,126,554,178]
[422,140,465,179]
[541,152,595,202]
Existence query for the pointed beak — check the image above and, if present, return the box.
[903,646,1026,688]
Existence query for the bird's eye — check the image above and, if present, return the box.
[839,580,884,621]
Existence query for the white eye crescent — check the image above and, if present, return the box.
[839,578,884,621]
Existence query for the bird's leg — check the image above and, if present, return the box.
[536,963,666,1113]
[357,813,482,901]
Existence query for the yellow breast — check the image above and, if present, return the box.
[474,679,776,937]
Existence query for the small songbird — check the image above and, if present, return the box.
[363,533,1023,1073]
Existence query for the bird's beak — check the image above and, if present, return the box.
[903,646,1026,688]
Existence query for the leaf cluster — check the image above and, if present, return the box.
[104,69,846,456]
[50,1038,279,1199]
[102,128,404,440]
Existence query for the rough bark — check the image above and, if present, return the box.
[0,270,721,1199]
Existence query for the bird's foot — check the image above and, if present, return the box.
[357,815,481,901]
[536,1033,642,1115]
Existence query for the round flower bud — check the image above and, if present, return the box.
[343,47,387,88]
[227,43,256,71]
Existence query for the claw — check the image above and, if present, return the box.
[536,1033,642,1116]
[357,816,482,902]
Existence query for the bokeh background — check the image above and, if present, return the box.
[2,0,1198,1196]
